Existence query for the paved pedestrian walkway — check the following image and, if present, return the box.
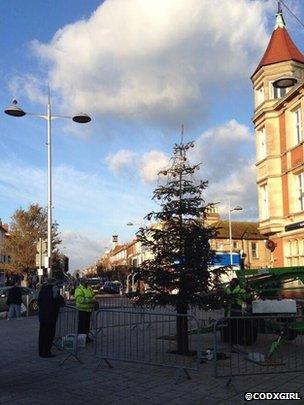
[1,316,304,404]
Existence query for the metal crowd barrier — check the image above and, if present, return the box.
[97,295,134,309]
[93,308,202,380]
[54,305,81,364]
[189,307,224,329]
[98,295,224,327]
[214,314,304,379]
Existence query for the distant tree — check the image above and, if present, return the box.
[3,204,61,282]
[96,255,112,276]
[52,253,69,280]
[135,140,223,354]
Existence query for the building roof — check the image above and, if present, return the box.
[213,221,265,240]
[252,10,304,77]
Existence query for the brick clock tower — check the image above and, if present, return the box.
[251,6,304,267]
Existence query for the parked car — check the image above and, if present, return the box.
[101,281,122,294]
[0,286,39,314]
[87,278,103,294]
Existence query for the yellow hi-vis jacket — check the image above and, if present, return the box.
[75,284,95,312]
[224,284,251,316]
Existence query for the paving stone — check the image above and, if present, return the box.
[1,316,304,404]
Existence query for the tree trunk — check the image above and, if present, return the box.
[176,302,189,354]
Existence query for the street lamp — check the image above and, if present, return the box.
[4,94,91,278]
[228,200,243,266]
[126,221,144,227]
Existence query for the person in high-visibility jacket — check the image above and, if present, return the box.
[224,278,251,317]
[75,279,96,343]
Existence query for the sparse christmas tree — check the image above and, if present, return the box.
[136,138,223,354]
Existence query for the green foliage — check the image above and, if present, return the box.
[135,141,224,310]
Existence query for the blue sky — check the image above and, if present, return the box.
[1,0,304,271]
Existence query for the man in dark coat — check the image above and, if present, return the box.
[6,281,22,320]
[38,278,64,358]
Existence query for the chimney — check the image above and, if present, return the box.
[205,206,220,225]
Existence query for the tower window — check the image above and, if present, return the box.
[260,184,269,220]
[257,127,266,160]
[256,85,264,106]
[272,83,287,99]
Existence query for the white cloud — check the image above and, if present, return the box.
[189,119,257,219]
[106,149,169,183]
[190,119,253,181]
[139,150,169,183]
[8,74,48,106]
[61,231,108,272]
[106,149,136,173]
[27,0,271,128]
[105,119,257,217]
[206,163,257,220]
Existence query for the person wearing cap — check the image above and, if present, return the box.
[75,278,95,343]
[38,278,65,358]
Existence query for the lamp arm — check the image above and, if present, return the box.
[25,112,71,121]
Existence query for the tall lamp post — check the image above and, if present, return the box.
[4,93,91,278]
[228,200,243,266]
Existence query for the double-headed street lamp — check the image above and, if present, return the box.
[126,222,143,227]
[228,200,242,266]
[4,93,91,278]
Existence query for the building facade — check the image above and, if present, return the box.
[252,8,304,267]
[206,210,271,269]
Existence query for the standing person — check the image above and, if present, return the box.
[6,281,22,320]
[75,273,81,287]
[75,279,95,343]
[38,278,64,358]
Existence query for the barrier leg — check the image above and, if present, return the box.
[94,358,113,371]
[174,367,192,384]
[59,351,83,366]
[225,377,238,394]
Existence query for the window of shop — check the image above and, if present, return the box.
[251,242,258,259]
[285,239,302,267]
[216,241,223,250]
